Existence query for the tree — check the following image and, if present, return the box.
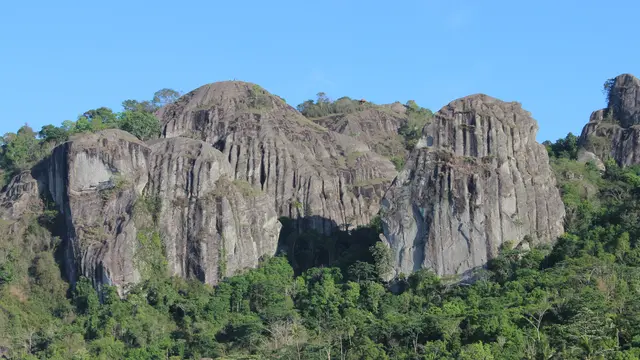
[38,125,69,143]
[118,110,161,141]
[80,107,119,130]
[547,132,579,160]
[370,242,392,281]
[603,77,616,103]
[2,125,44,171]
[122,88,181,114]
[152,88,181,109]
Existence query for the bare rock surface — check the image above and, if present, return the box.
[381,94,565,278]
[41,129,280,292]
[158,81,398,232]
[146,137,280,284]
[0,171,43,235]
[312,105,408,160]
[579,74,640,166]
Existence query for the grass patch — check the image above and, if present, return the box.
[352,177,391,188]
[99,173,129,202]
[232,179,262,198]
[390,156,405,171]
[346,152,364,168]
[550,157,604,207]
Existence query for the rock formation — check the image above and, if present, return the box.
[579,74,640,166]
[312,103,409,161]
[41,129,281,293]
[0,170,43,235]
[0,80,572,291]
[158,82,398,233]
[146,137,281,283]
[0,82,400,294]
[381,94,565,278]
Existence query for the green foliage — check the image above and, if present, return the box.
[296,93,373,118]
[390,155,405,171]
[38,125,69,144]
[399,100,433,150]
[118,110,161,141]
[152,88,181,109]
[232,179,262,197]
[248,84,272,110]
[370,242,392,281]
[604,77,616,103]
[135,230,168,279]
[6,120,640,359]
[1,125,46,172]
[544,132,579,160]
[0,88,180,180]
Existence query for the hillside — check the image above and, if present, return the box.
[1,76,640,359]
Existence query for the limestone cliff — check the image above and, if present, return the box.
[579,74,640,166]
[158,82,398,232]
[381,94,565,278]
[40,129,280,292]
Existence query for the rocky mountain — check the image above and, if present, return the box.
[380,94,565,278]
[0,81,570,295]
[158,82,398,233]
[579,73,640,166]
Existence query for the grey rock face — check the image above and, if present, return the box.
[158,81,397,232]
[579,74,640,166]
[381,94,565,278]
[0,171,43,235]
[313,106,408,160]
[606,74,640,128]
[46,130,150,291]
[146,137,281,284]
[41,129,280,293]
[577,149,605,172]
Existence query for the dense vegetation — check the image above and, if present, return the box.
[296,93,374,118]
[3,86,640,358]
[1,130,640,359]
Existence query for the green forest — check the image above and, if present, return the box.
[3,91,640,359]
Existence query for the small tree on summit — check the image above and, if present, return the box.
[603,78,615,102]
[152,88,181,110]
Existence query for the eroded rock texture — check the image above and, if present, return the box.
[146,137,281,284]
[579,74,640,166]
[158,82,397,232]
[313,104,409,160]
[42,129,280,293]
[381,94,565,278]
[0,170,43,235]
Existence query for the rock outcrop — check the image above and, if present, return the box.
[146,137,281,283]
[312,104,408,161]
[158,82,398,233]
[43,129,280,292]
[579,74,640,166]
[0,170,43,235]
[381,94,565,278]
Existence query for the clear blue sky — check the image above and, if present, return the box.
[1,0,639,142]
